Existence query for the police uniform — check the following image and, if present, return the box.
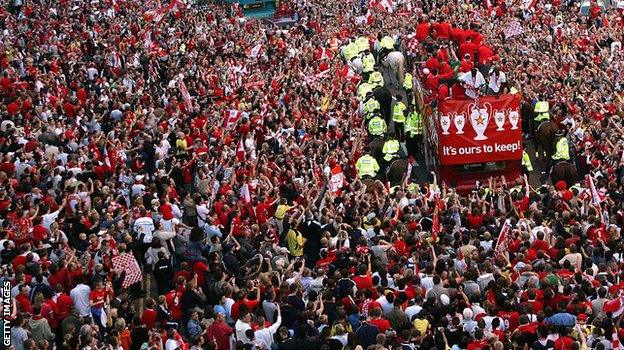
[403,73,414,102]
[405,110,422,157]
[521,149,533,174]
[393,100,407,141]
[368,116,387,136]
[534,101,550,122]
[552,137,570,161]
[355,154,380,178]
[362,52,375,81]
[368,71,384,88]
[382,138,401,162]
[363,98,381,120]
[358,83,375,101]
[356,36,370,53]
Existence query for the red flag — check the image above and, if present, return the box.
[523,0,537,9]
[315,47,333,60]
[240,183,251,203]
[112,253,142,289]
[329,166,345,193]
[104,145,116,172]
[177,76,193,113]
[494,220,511,256]
[246,43,264,58]
[586,174,605,207]
[432,196,440,241]
[224,109,242,128]
[236,137,246,162]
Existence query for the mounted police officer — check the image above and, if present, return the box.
[355,153,380,179]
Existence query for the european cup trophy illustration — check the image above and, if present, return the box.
[494,110,506,131]
[469,103,490,141]
[440,114,451,135]
[508,110,520,130]
[453,112,466,135]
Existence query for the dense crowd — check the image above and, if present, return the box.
[2,0,624,349]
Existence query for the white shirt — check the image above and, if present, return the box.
[131,183,146,197]
[223,297,235,323]
[420,275,434,292]
[488,71,506,93]
[133,217,155,243]
[70,283,92,317]
[459,71,485,99]
[375,296,393,315]
[254,315,282,349]
[235,320,252,344]
[161,218,180,232]
[196,204,210,226]
[42,208,62,230]
[405,305,423,321]
[165,338,180,350]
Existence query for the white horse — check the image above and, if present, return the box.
[382,51,405,87]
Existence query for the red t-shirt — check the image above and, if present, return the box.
[497,311,519,331]
[141,308,158,328]
[369,318,391,333]
[159,204,174,220]
[352,274,373,290]
[56,293,74,321]
[89,289,107,309]
[193,261,208,286]
[513,196,529,212]
[16,294,32,313]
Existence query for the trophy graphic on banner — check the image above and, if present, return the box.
[453,112,466,135]
[440,114,451,135]
[494,110,506,131]
[469,102,490,140]
[508,110,520,130]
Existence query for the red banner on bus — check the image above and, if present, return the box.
[436,95,522,166]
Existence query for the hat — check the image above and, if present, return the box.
[440,294,450,306]
[578,313,587,322]
[603,298,621,313]
[279,247,289,254]
[135,175,145,181]
[214,305,226,315]
[555,180,567,191]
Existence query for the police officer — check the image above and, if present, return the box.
[405,108,422,158]
[368,114,387,136]
[534,100,550,131]
[546,129,570,175]
[343,41,359,62]
[358,82,375,101]
[521,142,533,176]
[403,72,413,103]
[552,130,570,162]
[393,95,407,142]
[382,136,401,162]
[363,92,381,120]
[369,71,384,88]
[379,35,395,62]
[356,36,370,53]
[355,153,380,179]
[362,48,375,81]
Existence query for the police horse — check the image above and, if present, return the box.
[381,51,406,88]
